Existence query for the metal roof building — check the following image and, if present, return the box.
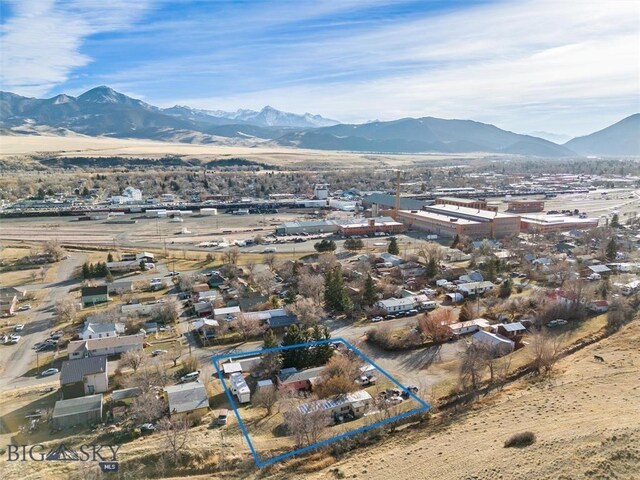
[52,394,103,429]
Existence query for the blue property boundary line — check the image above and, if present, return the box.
[211,338,430,468]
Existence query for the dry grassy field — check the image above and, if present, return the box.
[0,133,484,168]
[298,321,640,480]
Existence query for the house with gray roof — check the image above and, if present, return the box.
[165,383,209,422]
[60,356,108,399]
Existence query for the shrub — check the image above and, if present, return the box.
[504,431,536,448]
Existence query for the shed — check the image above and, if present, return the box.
[52,394,103,429]
[222,362,242,376]
[165,383,209,421]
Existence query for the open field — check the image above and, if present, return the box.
[300,320,640,480]
[0,134,478,168]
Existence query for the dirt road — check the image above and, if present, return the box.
[0,253,86,391]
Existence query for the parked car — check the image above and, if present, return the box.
[140,423,155,434]
[152,349,168,356]
[386,396,403,406]
[358,375,377,386]
[50,333,63,340]
[14,324,25,331]
[547,319,568,327]
[16,305,31,311]
[384,314,395,320]
[40,368,59,377]
[6,335,21,344]
[370,316,383,323]
[179,371,200,383]
[217,409,228,425]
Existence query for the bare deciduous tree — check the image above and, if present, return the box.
[169,341,184,367]
[263,253,277,271]
[55,298,79,324]
[119,350,145,372]
[458,342,485,392]
[157,416,191,465]
[284,405,329,448]
[130,390,167,424]
[297,273,324,303]
[44,240,65,262]
[222,247,240,266]
[287,297,324,326]
[529,329,563,374]
[253,385,279,416]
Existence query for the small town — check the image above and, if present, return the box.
[1,171,639,476]
[1,1,638,478]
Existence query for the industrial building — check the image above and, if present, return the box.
[435,197,498,212]
[520,214,599,233]
[361,193,429,211]
[506,199,545,213]
[337,217,404,236]
[275,219,339,235]
[397,202,521,239]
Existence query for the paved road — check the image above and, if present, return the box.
[0,253,86,391]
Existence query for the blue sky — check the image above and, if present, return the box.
[1,0,639,136]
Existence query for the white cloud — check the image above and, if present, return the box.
[167,0,640,135]
[0,0,151,96]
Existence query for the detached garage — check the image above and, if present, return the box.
[52,394,103,429]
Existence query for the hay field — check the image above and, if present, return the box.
[302,321,640,480]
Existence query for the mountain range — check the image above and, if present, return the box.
[1,86,638,157]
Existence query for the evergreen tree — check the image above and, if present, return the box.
[261,329,282,374]
[281,325,310,368]
[88,263,96,278]
[344,238,364,251]
[310,325,333,366]
[499,278,513,298]
[426,257,438,278]
[285,287,297,305]
[82,262,90,279]
[139,260,147,271]
[605,238,618,261]
[387,237,400,255]
[314,239,337,252]
[610,213,620,228]
[107,252,114,263]
[483,260,496,282]
[324,266,352,313]
[451,234,460,249]
[362,274,378,307]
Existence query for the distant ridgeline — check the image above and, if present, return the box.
[27,156,273,170]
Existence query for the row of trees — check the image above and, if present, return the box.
[82,261,110,279]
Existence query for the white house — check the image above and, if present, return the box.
[67,334,144,360]
[375,294,430,314]
[60,356,109,398]
[213,306,241,322]
[229,372,251,403]
[448,318,491,336]
[458,281,496,296]
[81,322,125,340]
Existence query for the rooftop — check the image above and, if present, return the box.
[52,394,103,418]
[278,366,325,384]
[423,203,518,221]
[60,356,108,384]
[398,209,480,225]
[165,383,209,414]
